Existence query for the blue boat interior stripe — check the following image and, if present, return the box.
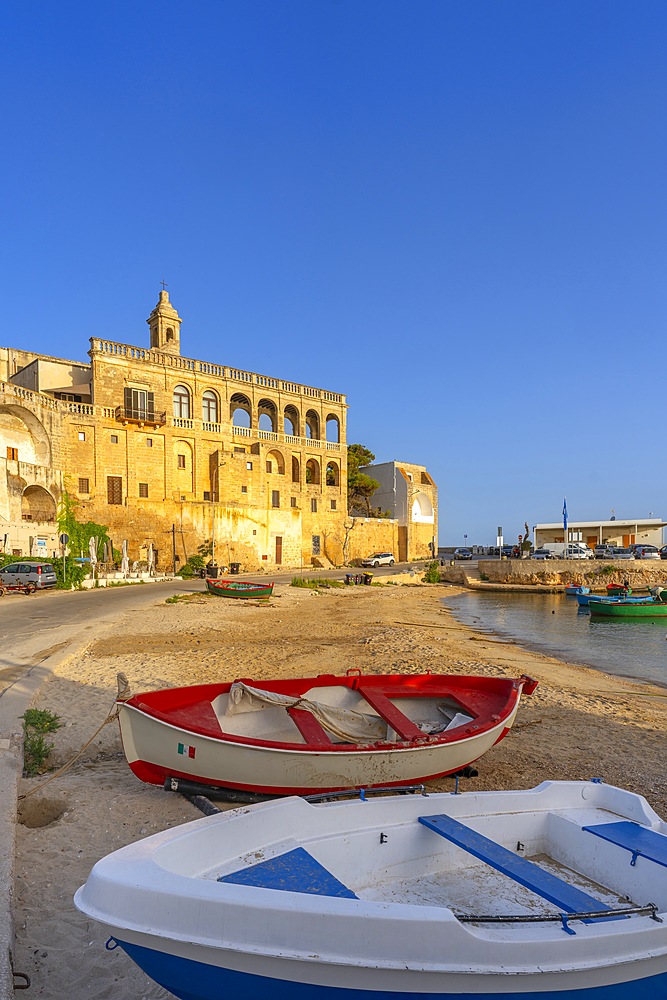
[419,814,620,922]
[583,821,667,868]
[218,846,358,898]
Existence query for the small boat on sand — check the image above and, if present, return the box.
[205,578,274,599]
[116,672,537,795]
[75,779,667,1000]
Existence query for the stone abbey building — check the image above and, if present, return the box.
[0,291,437,571]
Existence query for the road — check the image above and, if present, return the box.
[0,563,430,694]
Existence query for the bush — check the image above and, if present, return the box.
[422,561,442,583]
[51,556,87,590]
[21,708,62,776]
[291,577,343,589]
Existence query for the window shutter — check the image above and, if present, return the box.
[147,392,155,417]
[124,387,132,412]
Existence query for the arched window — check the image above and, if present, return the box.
[306,459,321,485]
[230,393,251,427]
[292,456,300,483]
[305,410,320,440]
[325,415,340,443]
[173,385,190,419]
[284,405,300,437]
[266,450,285,475]
[202,390,219,423]
[326,462,339,486]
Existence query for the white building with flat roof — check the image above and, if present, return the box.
[534,518,666,551]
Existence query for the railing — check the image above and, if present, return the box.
[259,430,278,441]
[172,416,194,429]
[202,421,221,434]
[232,426,252,438]
[114,406,167,426]
[91,339,345,403]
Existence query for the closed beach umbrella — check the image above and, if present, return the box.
[147,543,155,575]
[88,536,98,568]
[121,540,129,578]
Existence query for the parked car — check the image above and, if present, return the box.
[633,545,661,560]
[453,547,473,560]
[0,561,57,590]
[531,548,556,560]
[609,547,634,560]
[501,545,515,559]
[361,552,395,567]
[594,544,615,559]
[661,545,667,561]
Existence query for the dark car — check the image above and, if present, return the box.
[453,547,473,560]
[0,561,57,589]
[661,546,667,560]
[531,548,555,560]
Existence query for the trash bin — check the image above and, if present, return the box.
[363,572,373,585]
[345,573,353,585]
[230,562,240,575]
[207,564,219,579]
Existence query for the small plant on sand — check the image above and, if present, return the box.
[291,576,343,589]
[422,561,441,584]
[21,708,62,777]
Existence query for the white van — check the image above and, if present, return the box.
[543,542,594,560]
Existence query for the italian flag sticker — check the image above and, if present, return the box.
[178,743,196,759]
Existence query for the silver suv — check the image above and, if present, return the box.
[361,552,395,567]
[0,561,57,590]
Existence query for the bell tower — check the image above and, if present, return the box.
[147,287,182,355]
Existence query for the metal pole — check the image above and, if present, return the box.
[172,524,177,575]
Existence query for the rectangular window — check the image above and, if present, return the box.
[241,485,248,494]
[107,476,123,505]
[330,499,337,510]
[266,461,272,473]
[139,483,148,498]
[78,477,90,493]
[271,490,280,508]
[78,431,85,442]
[311,498,317,513]
[246,461,253,470]
[312,535,321,556]
[234,447,245,454]
[290,496,297,508]
[111,434,119,444]
[146,438,153,447]
[177,454,186,469]
[203,491,211,501]
[7,447,18,461]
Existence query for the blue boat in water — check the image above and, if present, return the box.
[565,585,590,596]
[75,780,667,999]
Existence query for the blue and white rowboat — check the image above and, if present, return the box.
[75,780,667,999]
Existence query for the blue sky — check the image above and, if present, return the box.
[2,0,666,544]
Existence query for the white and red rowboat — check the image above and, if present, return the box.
[117,672,537,795]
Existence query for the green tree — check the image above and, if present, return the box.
[347,444,381,516]
[57,489,112,559]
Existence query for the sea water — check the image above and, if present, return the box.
[445,591,667,686]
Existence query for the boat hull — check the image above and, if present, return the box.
[112,936,667,999]
[206,578,273,599]
[118,699,521,794]
[590,601,667,618]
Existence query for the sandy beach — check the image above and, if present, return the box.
[12,578,667,998]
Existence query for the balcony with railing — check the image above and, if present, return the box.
[114,406,167,427]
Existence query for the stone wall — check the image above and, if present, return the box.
[477,559,667,589]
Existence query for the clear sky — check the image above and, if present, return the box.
[3,0,666,545]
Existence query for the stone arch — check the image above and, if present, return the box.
[202,389,219,423]
[284,405,300,437]
[306,458,321,485]
[265,449,285,475]
[173,383,191,419]
[230,393,251,427]
[305,410,320,440]
[0,405,52,466]
[258,398,277,433]
[173,439,194,493]
[325,461,339,486]
[411,492,434,523]
[325,414,340,443]
[291,455,300,483]
[21,485,56,522]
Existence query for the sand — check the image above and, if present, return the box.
[12,579,667,998]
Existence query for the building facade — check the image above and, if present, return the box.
[0,292,437,570]
[359,461,438,562]
[534,518,665,551]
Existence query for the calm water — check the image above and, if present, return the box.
[445,591,667,687]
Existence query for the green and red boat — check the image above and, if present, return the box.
[206,578,274,599]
